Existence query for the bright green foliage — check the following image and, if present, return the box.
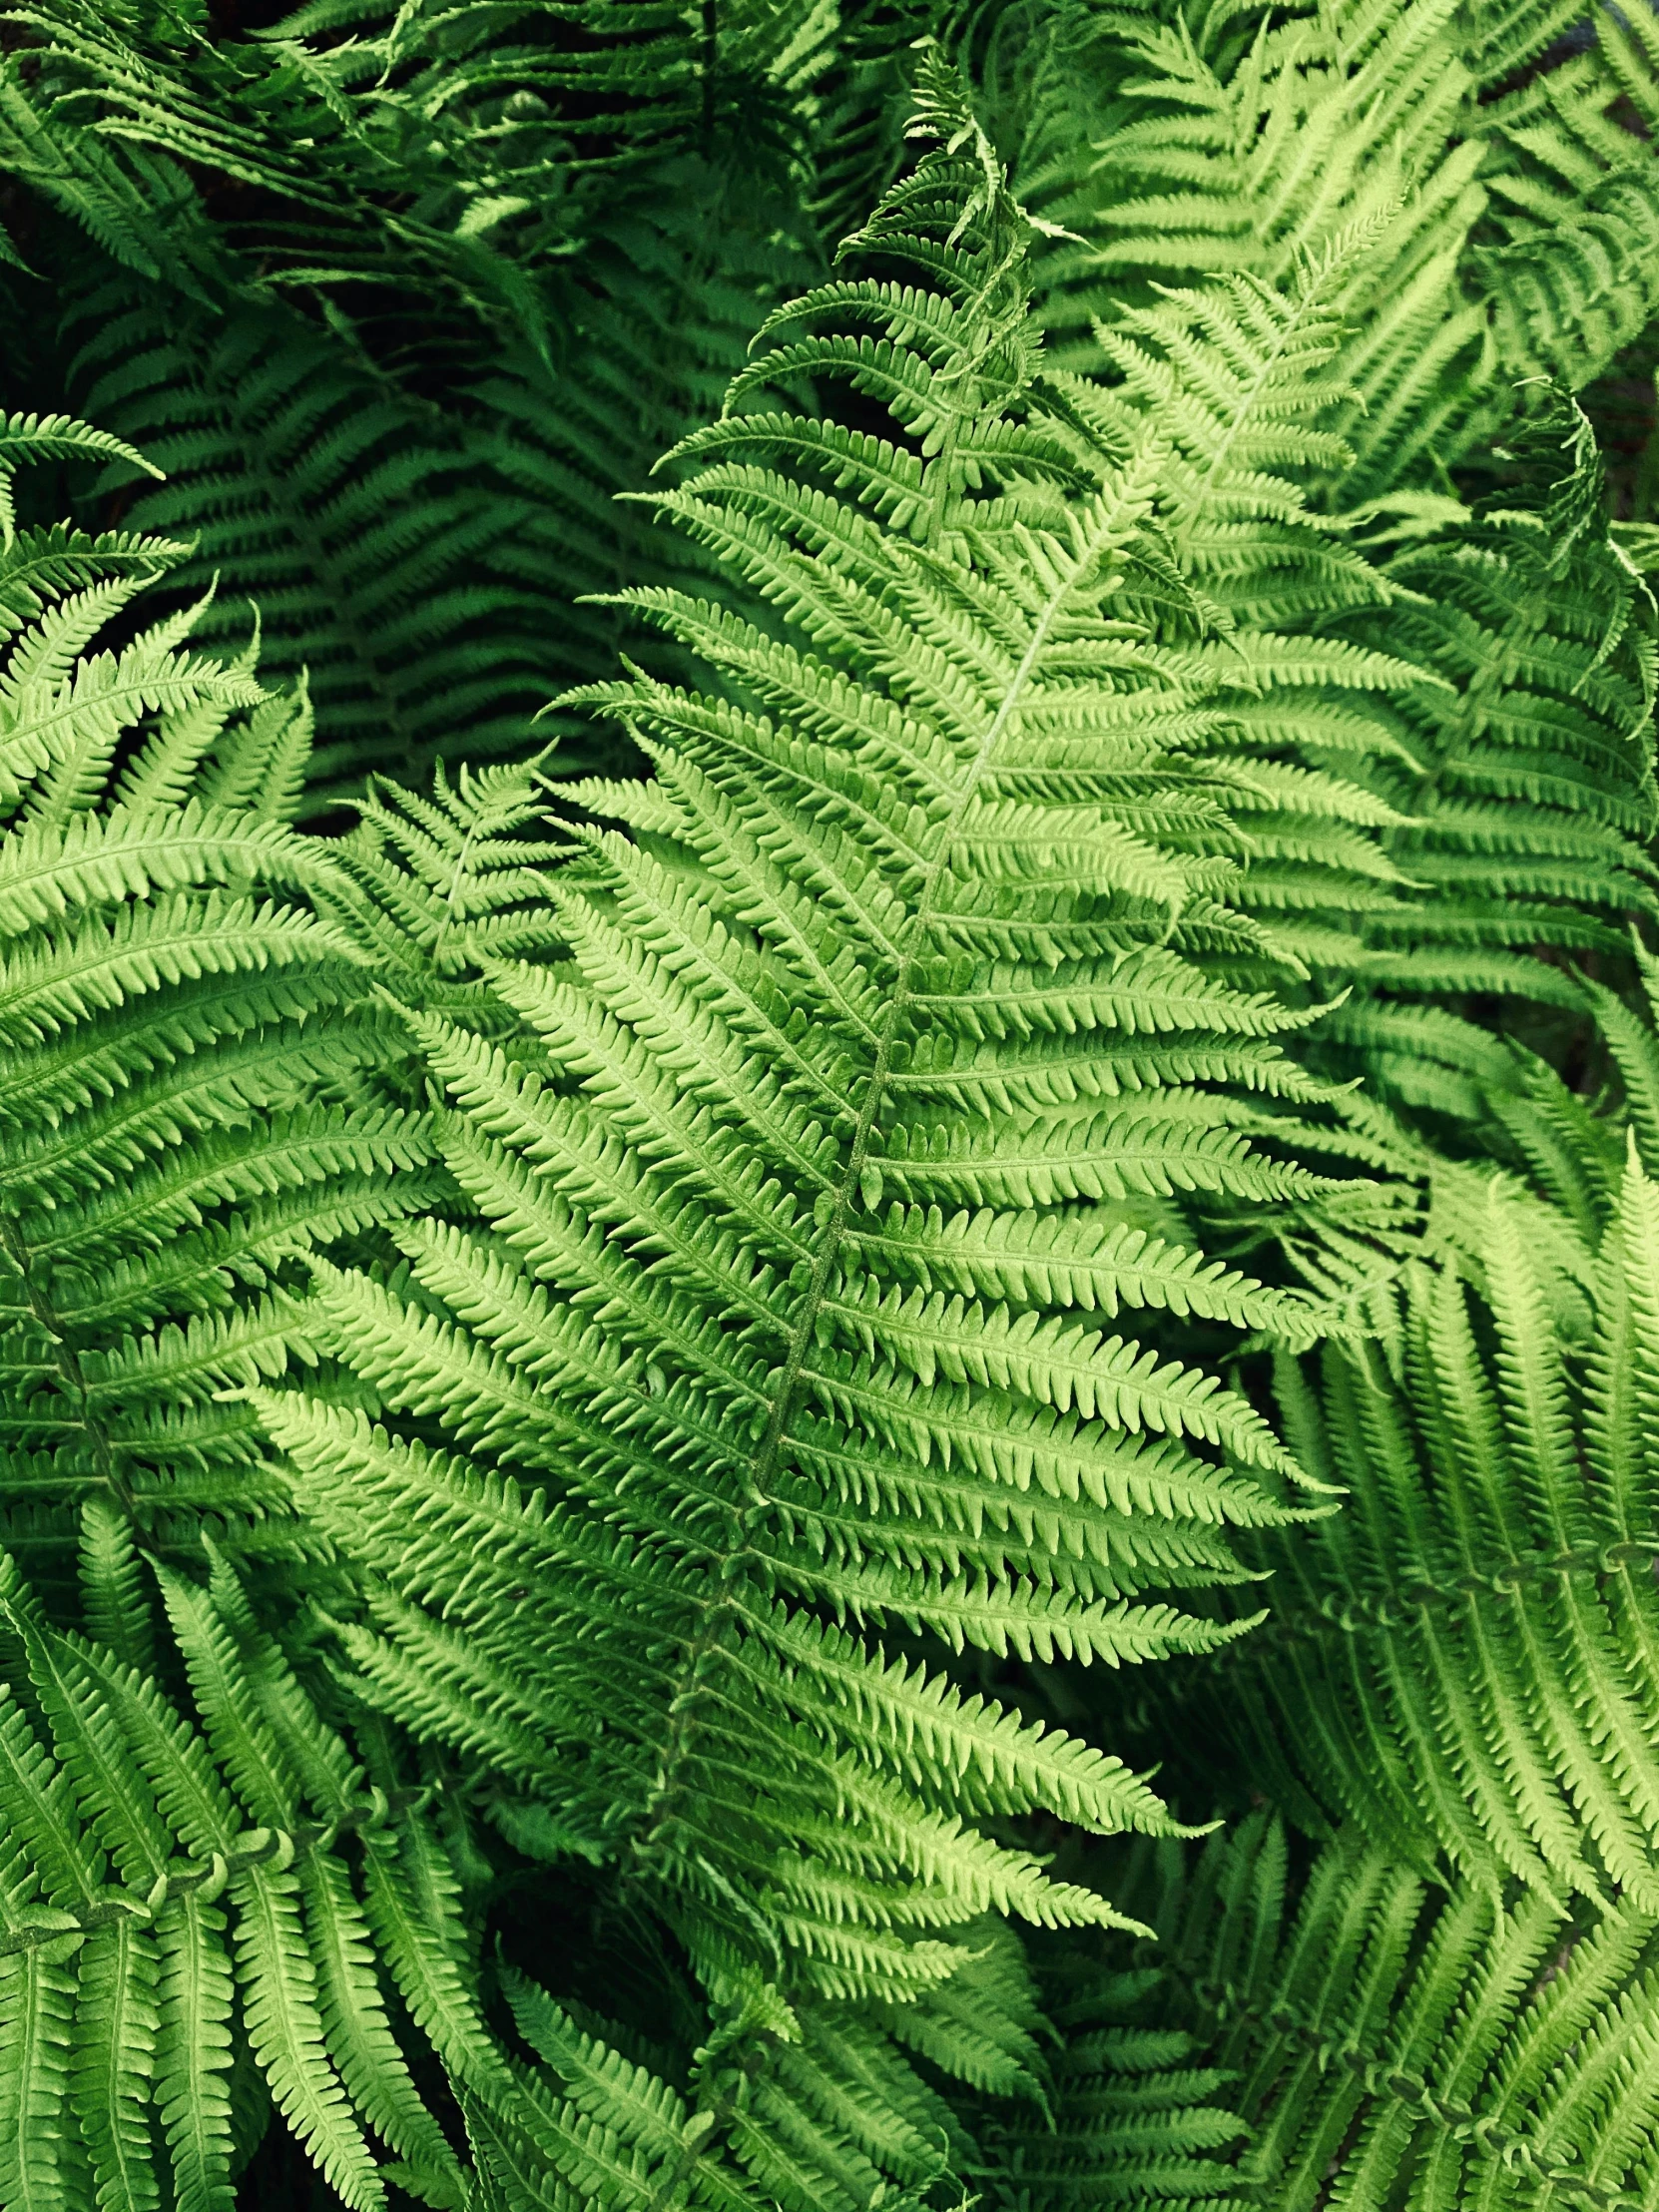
[0,419,492,2210]
[0,417,440,1607]
[1210,393,1659,1117]
[1297,399,1659,1114]
[0,78,1363,2212]
[0,417,937,2212]
[1031,0,1659,493]
[254,50,1347,2092]
[1000,0,1659,1113]
[1182,966,1659,1913]
[0,1540,481,2212]
[1040,254,1659,1119]
[3,4,1659,2209]
[324,761,569,1014]
[1132,1810,1659,2212]
[1201,1147,1659,1910]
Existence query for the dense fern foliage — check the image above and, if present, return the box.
[1000,0,1659,1112]
[1026,0,1659,483]
[0,417,477,2212]
[1124,1810,1659,2212]
[1197,1136,1659,1903]
[0,0,939,798]
[0,415,439,1585]
[255,68,1356,2174]
[6,1,1659,2208]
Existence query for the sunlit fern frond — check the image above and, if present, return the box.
[253,65,1348,2057]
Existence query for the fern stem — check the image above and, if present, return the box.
[1206,1537,1659,1655]
[432,817,480,972]
[921,413,961,554]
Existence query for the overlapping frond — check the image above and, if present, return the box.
[973,1949,1242,2212]
[0,0,932,797]
[0,421,505,2203]
[1300,398,1659,1113]
[0,423,439,1607]
[1055,210,1659,1119]
[324,758,567,1010]
[1189,1137,1659,1913]
[0,1542,473,2212]
[1028,0,1659,495]
[1135,1811,1659,2212]
[2,13,1659,2212]
[466,1942,1044,2212]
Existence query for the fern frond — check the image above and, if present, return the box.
[1137,1811,1659,2212]
[261,74,1355,2086]
[1191,1150,1659,1911]
[974,1948,1242,2212]
[0,0,931,796]
[1031,0,1659,492]
[0,1551,472,2212]
[0,408,161,548]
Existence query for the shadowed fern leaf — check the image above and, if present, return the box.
[0,0,926,798]
[974,1949,1243,2212]
[1130,1810,1659,2212]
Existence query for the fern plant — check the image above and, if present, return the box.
[1305,398,1659,1116]
[1201,1155,1659,1908]
[0,413,447,1589]
[0,413,512,2212]
[0,410,794,2212]
[51,192,821,802]
[1025,100,1659,1119]
[1227,385,1657,1121]
[951,0,1659,1129]
[1024,0,1659,495]
[0,102,1356,2212]
[248,51,1356,2112]
[8,11,1659,2211]
[1165,924,1659,1898]
[969,1942,1244,2212]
